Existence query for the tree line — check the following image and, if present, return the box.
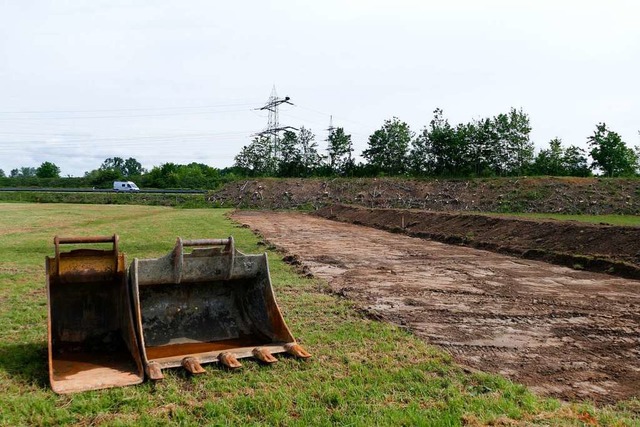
[0,157,237,190]
[233,108,640,178]
[2,108,639,189]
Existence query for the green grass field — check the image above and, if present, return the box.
[0,191,210,208]
[495,213,640,227]
[0,203,638,426]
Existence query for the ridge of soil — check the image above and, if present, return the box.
[314,204,640,279]
[209,177,640,214]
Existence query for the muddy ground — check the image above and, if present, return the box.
[232,211,640,405]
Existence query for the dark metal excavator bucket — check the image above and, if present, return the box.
[46,235,144,394]
[130,237,310,379]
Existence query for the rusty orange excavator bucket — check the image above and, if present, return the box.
[46,235,144,394]
[130,237,310,379]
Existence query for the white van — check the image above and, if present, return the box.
[113,181,140,192]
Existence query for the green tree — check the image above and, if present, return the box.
[138,162,221,189]
[466,118,496,177]
[327,127,354,175]
[275,127,324,176]
[533,138,565,175]
[123,158,144,176]
[172,163,220,188]
[84,168,121,188]
[101,157,125,172]
[36,161,61,178]
[490,108,533,175]
[99,157,143,177]
[409,130,432,175]
[533,138,590,177]
[363,117,413,175]
[278,130,303,176]
[0,169,5,178]
[430,108,462,175]
[23,166,37,177]
[144,163,179,188]
[11,167,36,178]
[297,127,325,175]
[563,145,591,177]
[587,123,637,177]
[234,136,275,176]
[411,108,467,176]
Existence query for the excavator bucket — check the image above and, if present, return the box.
[130,237,310,379]
[46,235,144,394]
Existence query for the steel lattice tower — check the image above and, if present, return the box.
[256,86,295,160]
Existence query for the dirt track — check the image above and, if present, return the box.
[315,204,640,278]
[233,211,640,404]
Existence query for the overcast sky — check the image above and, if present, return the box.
[1,0,639,177]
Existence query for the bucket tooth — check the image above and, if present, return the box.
[182,357,206,375]
[147,362,164,380]
[218,352,242,369]
[284,343,312,359]
[253,347,278,364]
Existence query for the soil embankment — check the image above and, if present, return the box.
[209,177,640,214]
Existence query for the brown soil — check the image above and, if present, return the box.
[210,177,640,214]
[232,210,640,405]
[315,204,640,279]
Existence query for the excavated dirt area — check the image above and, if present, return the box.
[315,204,640,278]
[232,211,640,405]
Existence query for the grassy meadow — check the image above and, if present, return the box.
[0,203,638,426]
[0,191,210,208]
[495,212,640,227]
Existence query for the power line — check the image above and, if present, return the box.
[0,101,260,115]
[0,130,251,141]
[0,93,375,166]
[296,103,369,130]
[0,107,252,121]
[0,139,242,154]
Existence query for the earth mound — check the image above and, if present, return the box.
[208,177,640,214]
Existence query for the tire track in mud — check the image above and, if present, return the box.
[233,211,640,404]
